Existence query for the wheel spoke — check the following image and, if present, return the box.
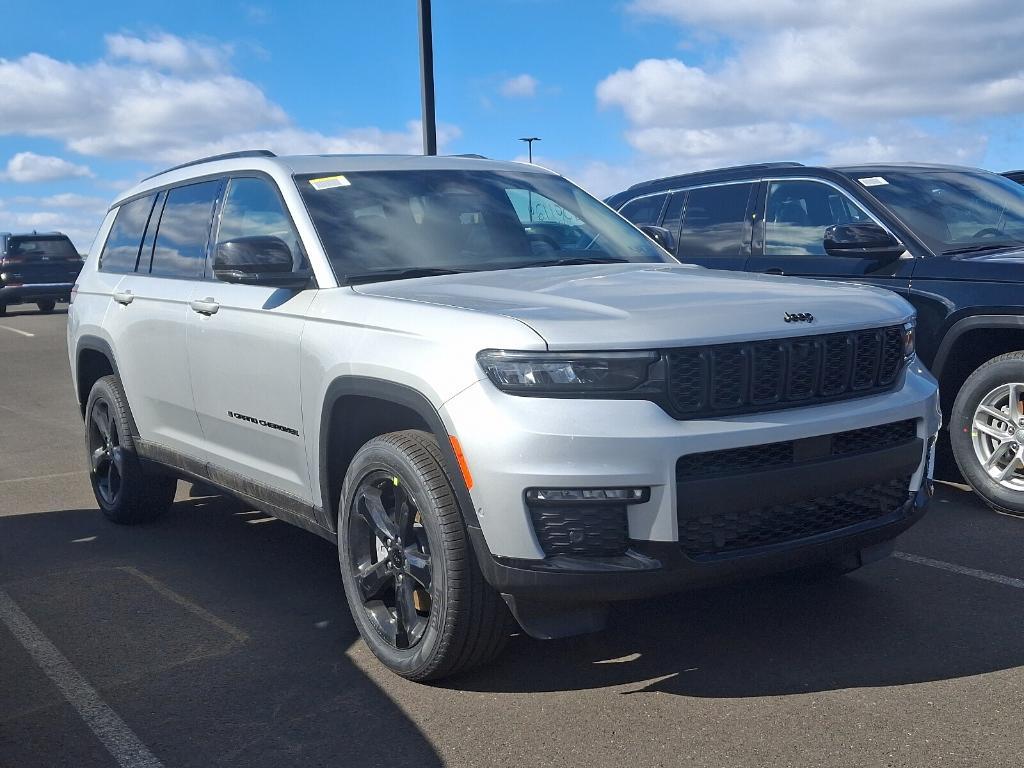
[110,446,126,475]
[978,404,1011,425]
[997,451,1021,481]
[984,441,1015,470]
[394,491,415,542]
[974,418,1010,441]
[90,446,106,472]
[404,548,432,590]
[357,486,398,542]
[1011,384,1024,421]
[91,402,110,440]
[355,558,393,601]
[394,574,417,650]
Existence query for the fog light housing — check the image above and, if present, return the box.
[525,487,650,505]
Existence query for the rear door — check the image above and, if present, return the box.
[104,180,222,461]
[186,175,316,506]
[665,182,756,271]
[745,178,914,290]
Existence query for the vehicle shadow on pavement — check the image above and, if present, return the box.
[0,491,443,768]
[454,488,1024,698]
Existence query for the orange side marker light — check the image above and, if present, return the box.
[448,435,474,490]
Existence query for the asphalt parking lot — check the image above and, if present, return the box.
[2,308,1023,768]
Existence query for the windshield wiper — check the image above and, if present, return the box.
[511,256,631,269]
[941,241,1024,256]
[341,266,470,285]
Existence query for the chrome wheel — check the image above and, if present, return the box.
[971,382,1024,490]
[347,473,433,650]
[88,397,125,506]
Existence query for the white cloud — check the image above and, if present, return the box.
[500,74,539,98]
[105,32,231,73]
[595,0,1019,178]
[0,34,458,164]
[2,152,93,182]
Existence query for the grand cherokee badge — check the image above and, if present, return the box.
[784,312,814,323]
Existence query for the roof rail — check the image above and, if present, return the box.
[449,153,488,159]
[142,149,277,181]
[627,161,804,190]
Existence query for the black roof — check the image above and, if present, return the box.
[607,161,1000,207]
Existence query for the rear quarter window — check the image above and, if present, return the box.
[100,195,157,273]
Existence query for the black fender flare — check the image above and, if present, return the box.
[931,314,1024,380]
[317,377,481,531]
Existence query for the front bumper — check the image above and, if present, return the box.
[442,361,940,599]
[0,283,73,304]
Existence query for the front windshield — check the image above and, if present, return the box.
[859,170,1024,254]
[296,169,672,282]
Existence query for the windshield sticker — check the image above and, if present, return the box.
[858,176,889,187]
[309,175,351,191]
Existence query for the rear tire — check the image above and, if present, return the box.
[85,375,176,524]
[951,351,1024,516]
[338,430,510,681]
[0,304,6,316]
[36,299,55,313]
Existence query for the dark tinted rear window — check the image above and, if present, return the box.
[676,183,753,258]
[150,181,220,279]
[7,236,79,261]
[100,195,156,273]
[618,193,667,226]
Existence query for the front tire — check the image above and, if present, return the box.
[951,351,1024,516]
[85,375,176,524]
[338,430,509,681]
[36,299,55,313]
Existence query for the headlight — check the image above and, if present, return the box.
[477,350,656,393]
[903,319,916,361]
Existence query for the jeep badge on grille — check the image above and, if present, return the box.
[784,312,814,323]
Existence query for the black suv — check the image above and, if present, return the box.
[608,162,1024,516]
[0,231,82,315]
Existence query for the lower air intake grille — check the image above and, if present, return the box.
[530,505,629,557]
[678,476,912,559]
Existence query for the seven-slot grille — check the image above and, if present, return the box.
[665,325,906,419]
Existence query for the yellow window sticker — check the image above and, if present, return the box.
[309,175,351,191]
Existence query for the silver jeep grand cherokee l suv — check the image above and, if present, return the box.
[68,150,940,680]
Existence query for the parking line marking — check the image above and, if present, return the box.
[0,589,165,768]
[894,551,1024,589]
[0,469,86,485]
[117,566,249,644]
[0,324,34,337]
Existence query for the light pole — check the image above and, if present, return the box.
[518,137,541,221]
[418,0,437,155]
[519,136,541,163]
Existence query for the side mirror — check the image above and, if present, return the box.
[213,236,311,288]
[639,224,675,252]
[824,222,904,262]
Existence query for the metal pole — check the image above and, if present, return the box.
[518,137,541,221]
[418,0,437,155]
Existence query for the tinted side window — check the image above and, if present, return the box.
[216,177,304,269]
[765,180,871,256]
[677,183,753,258]
[150,181,220,279]
[618,193,667,226]
[99,195,156,273]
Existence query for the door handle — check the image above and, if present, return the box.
[764,268,785,276]
[112,290,134,305]
[189,297,220,316]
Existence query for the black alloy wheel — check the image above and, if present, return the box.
[347,472,434,650]
[88,395,125,508]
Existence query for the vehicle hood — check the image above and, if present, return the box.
[351,263,914,349]
[913,246,1024,282]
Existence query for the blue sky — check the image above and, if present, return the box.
[2,0,1023,249]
